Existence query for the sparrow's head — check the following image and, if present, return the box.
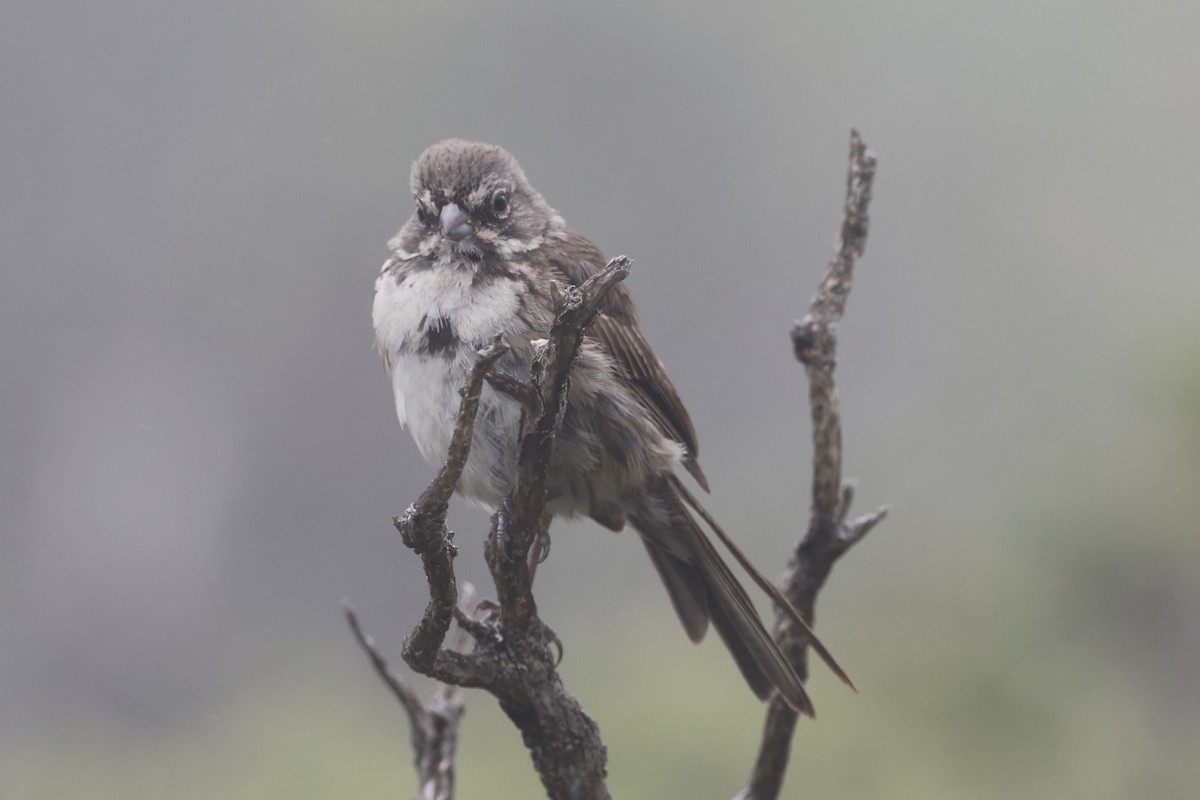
[401,139,555,260]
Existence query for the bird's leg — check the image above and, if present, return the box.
[527,511,553,584]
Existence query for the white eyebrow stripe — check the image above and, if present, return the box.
[466,185,492,209]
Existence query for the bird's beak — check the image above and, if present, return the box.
[440,202,474,241]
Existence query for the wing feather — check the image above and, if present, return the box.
[537,229,708,489]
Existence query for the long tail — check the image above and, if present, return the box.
[629,478,816,716]
[668,475,854,692]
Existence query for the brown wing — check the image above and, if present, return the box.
[541,228,709,490]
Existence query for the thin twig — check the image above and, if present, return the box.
[345,602,428,729]
[739,129,885,800]
[345,601,465,800]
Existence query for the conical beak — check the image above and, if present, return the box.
[439,202,474,241]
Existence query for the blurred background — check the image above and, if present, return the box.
[3,1,1198,797]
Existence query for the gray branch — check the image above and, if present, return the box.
[737,129,884,800]
[345,602,465,800]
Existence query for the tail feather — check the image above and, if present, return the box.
[629,480,815,716]
[707,590,777,702]
[640,538,709,643]
[669,474,855,692]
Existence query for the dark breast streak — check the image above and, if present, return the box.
[418,315,460,357]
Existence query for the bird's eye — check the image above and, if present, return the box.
[416,205,436,227]
[491,192,509,217]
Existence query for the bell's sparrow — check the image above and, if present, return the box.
[373,139,827,713]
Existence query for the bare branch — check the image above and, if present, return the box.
[845,504,889,547]
[740,129,884,800]
[485,369,542,420]
[399,336,510,676]
[345,602,465,800]
[345,602,429,731]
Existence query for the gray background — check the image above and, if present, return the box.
[4,1,1198,797]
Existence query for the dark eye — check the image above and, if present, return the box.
[491,191,509,216]
[416,205,436,227]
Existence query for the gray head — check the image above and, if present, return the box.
[404,139,555,257]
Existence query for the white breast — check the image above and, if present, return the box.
[372,257,524,359]
[372,257,527,508]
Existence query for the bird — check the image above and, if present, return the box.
[372,139,826,714]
